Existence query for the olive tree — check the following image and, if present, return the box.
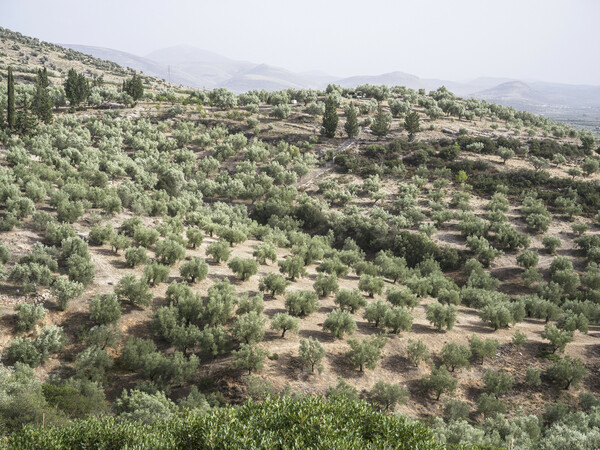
[426,302,457,332]
[334,288,367,313]
[228,257,259,281]
[270,313,300,338]
[258,273,289,297]
[345,334,387,372]
[299,337,325,373]
[323,309,357,338]
[180,257,209,283]
[89,294,122,325]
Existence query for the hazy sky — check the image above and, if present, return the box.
[1,0,599,85]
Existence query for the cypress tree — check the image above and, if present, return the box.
[15,99,38,136]
[370,105,390,139]
[64,68,79,106]
[76,73,90,105]
[404,111,421,142]
[7,67,15,130]
[32,68,53,123]
[125,74,144,101]
[321,95,338,138]
[344,102,359,138]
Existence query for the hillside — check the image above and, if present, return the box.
[1,29,600,449]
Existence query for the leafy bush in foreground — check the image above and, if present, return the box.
[9,396,439,449]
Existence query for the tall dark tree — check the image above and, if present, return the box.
[7,66,15,130]
[64,69,89,107]
[15,99,38,136]
[76,73,90,106]
[344,102,359,138]
[404,111,420,141]
[370,105,391,139]
[32,68,53,123]
[64,69,79,105]
[321,95,338,138]
[125,74,144,101]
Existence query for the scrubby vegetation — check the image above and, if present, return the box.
[0,27,600,447]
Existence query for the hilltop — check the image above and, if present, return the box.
[0,28,600,449]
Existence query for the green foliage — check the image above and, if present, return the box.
[332,288,365,313]
[358,274,385,297]
[345,334,387,372]
[344,102,360,138]
[124,74,144,100]
[114,389,175,425]
[204,279,238,326]
[477,393,505,419]
[313,273,339,297]
[480,301,525,330]
[483,370,514,397]
[143,262,170,286]
[180,257,208,283]
[86,325,121,350]
[15,303,47,332]
[42,379,108,419]
[406,339,430,367]
[546,356,588,389]
[439,342,471,372]
[258,272,289,297]
[323,309,357,338]
[369,381,409,411]
[9,396,438,449]
[236,293,264,316]
[270,313,300,338]
[125,246,148,268]
[370,105,391,138]
[206,240,231,263]
[9,262,53,293]
[421,365,457,401]
[512,330,527,349]
[233,311,266,344]
[386,286,419,309]
[155,238,186,266]
[228,257,259,281]
[293,337,326,375]
[517,250,539,269]
[115,274,153,307]
[74,347,113,382]
[51,276,84,311]
[325,377,358,401]
[426,302,456,332]
[542,323,573,353]
[542,235,562,254]
[525,368,541,387]
[384,306,413,334]
[404,111,420,141]
[321,95,338,138]
[285,290,319,317]
[443,400,470,422]
[232,343,269,374]
[89,294,122,325]
[278,255,307,280]
[253,242,277,264]
[363,299,391,328]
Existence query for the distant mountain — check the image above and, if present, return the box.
[60,42,600,118]
[471,81,548,107]
[223,64,321,92]
[63,44,201,88]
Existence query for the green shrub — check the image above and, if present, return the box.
[8,396,438,449]
[323,309,357,338]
